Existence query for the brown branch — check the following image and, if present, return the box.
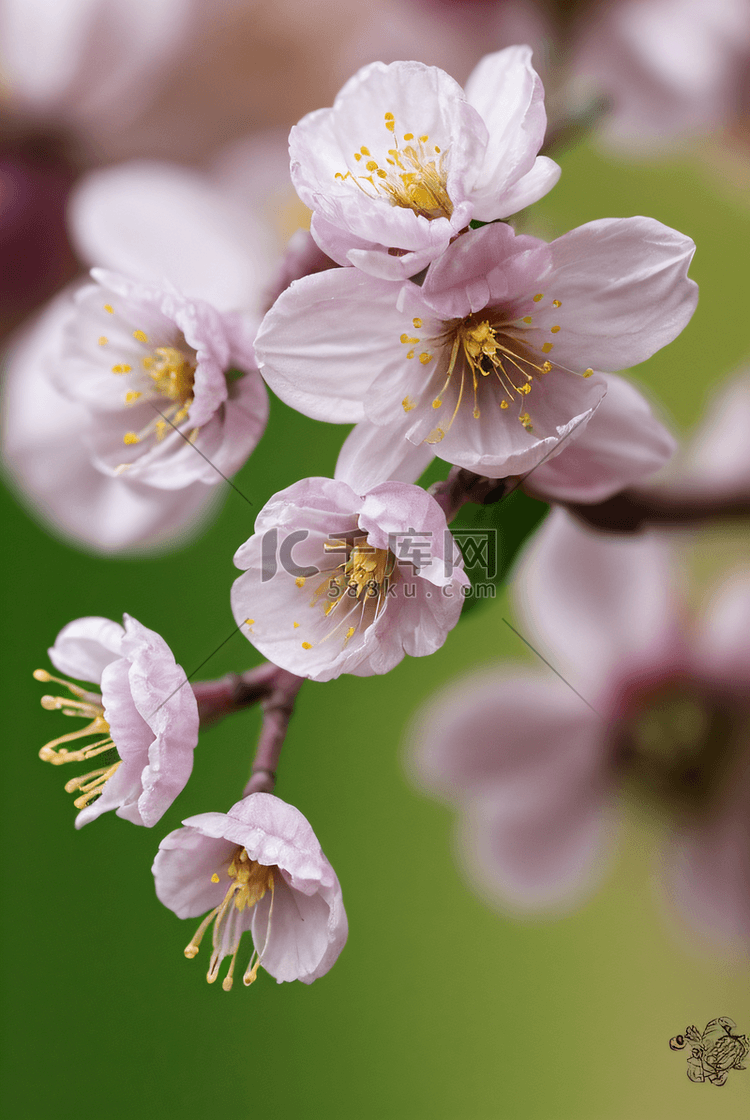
[192,663,304,796]
[567,483,750,534]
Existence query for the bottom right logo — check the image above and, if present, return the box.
[670,1018,748,1085]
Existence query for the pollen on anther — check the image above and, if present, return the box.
[133,329,149,343]
[522,316,532,324]
[293,622,300,629]
[402,395,416,412]
[412,318,422,329]
[295,576,306,588]
[583,368,594,378]
[542,361,552,373]
[404,133,413,141]
[245,618,255,627]
[542,342,554,354]
[473,408,480,419]
[98,336,108,346]
[103,304,114,314]
[551,325,561,334]
[419,135,428,143]
[500,400,509,410]
[419,352,432,364]
[553,299,562,308]
[345,627,356,640]
[407,350,415,360]
[302,641,313,650]
[432,399,442,409]
[533,293,544,302]
[211,873,220,883]
[123,432,140,444]
[125,391,142,403]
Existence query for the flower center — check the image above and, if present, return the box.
[285,535,396,656]
[184,847,276,991]
[33,669,120,809]
[98,309,198,452]
[615,679,743,813]
[335,112,452,221]
[399,303,582,442]
[121,336,197,448]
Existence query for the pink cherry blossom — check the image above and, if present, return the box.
[410,509,750,950]
[230,477,468,682]
[35,614,199,829]
[57,269,266,491]
[153,793,348,988]
[2,156,281,551]
[257,218,695,496]
[289,47,561,281]
[1,291,224,551]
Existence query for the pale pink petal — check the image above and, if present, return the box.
[251,875,346,984]
[525,217,698,373]
[399,365,606,479]
[418,221,552,321]
[311,212,444,282]
[359,481,468,587]
[254,268,406,423]
[334,418,435,492]
[119,614,199,828]
[47,615,125,683]
[485,155,561,219]
[685,369,750,488]
[75,656,153,828]
[464,45,558,219]
[523,373,676,503]
[153,826,237,918]
[69,161,275,313]
[515,507,681,690]
[409,669,614,911]
[223,793,338,893]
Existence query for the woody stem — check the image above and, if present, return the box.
[192,663,304,795]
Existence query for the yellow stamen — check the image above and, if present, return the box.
[34,669,120,810]
[184,851,276,991]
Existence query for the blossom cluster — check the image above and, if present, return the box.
[11,28,750,1017]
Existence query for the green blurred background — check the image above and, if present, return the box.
[2,141,749,1120]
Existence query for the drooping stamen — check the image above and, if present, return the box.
[34,668,119,808]
[184,849,275,991]
[300,538,396,651]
